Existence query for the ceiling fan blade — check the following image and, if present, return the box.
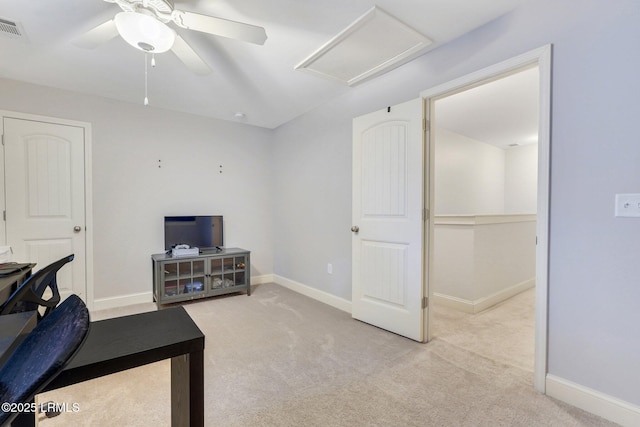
[171,35,212,75]
[172,11,267,45]
[72,19,119,49]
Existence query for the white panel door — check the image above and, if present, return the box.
[352,98,425,341]
[3,117,86,301]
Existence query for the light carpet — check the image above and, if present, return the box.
[37,283,616,426]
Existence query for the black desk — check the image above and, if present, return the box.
[0,264,35,306]
[42,306,205,426]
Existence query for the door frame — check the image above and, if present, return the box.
[420,45,552,393]
[0,110,95,310]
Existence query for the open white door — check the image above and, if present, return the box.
[352,98,426,342]
[3,117,87,302]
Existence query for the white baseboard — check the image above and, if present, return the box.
[251,274,275,285]
[431,293,475,313]
[91,274,276,311]
[273,274,352,314]
[433,278,535,314]
[546,375,640,427]
[92,291,153,311]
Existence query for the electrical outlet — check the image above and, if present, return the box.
[327,263,333,274]
[615,193,640,217]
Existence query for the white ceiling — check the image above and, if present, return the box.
[435,67,539,149]
[0,0,525,129]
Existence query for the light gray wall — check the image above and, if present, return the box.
[272,112,353,300]
[504,144,538,213]
[433,218,536,302]
[272,0,640,407]
[434,127,506,215]
[0,79,275,300]
[433,128,537,215]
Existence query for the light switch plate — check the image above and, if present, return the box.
[615,193,640,217]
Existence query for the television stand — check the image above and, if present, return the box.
[152,248,250,307]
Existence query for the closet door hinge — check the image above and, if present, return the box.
[422,208,429,222]
[422,118,430,132]
[1,134,4,146]
[422,296,429,309]
[2,211,5,221]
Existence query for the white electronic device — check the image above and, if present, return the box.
[171,246,199,257]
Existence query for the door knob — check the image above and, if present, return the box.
[73,226,82,233]
[351,226,359,233]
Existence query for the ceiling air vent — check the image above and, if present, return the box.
[295,6,432,86]
[0,17,26,40]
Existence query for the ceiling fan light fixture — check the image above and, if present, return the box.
[115,11,175,53]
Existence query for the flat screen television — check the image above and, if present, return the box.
[164,216,223,251]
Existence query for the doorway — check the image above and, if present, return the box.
[429,66,539,373]
[422,45,552,392]
[0,111,94,308]
[350,45,551,391]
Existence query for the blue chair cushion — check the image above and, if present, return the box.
[0,294,89,425]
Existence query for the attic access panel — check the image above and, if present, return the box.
[295,7,432,86]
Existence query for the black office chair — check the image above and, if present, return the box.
[0,294,90,426]
[0,254,74,320]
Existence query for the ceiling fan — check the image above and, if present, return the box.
[73,0,267,75]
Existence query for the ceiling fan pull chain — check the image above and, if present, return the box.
[151,53,156,68]
[144,52,149,106]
